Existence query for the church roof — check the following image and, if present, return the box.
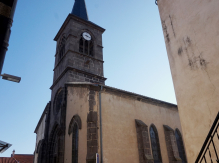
[34,102,50,133]
[71,0,89,21]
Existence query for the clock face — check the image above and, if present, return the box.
[82,32,92,41]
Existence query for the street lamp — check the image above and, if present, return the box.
[1,73,21,83]
[0,140,12,153]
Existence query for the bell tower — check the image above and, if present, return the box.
[50,0,106,92]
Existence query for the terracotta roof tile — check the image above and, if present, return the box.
[13,155,34,163]
[0,157,17,163]
[0,155,34,163]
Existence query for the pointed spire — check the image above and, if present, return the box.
[71,0,89,21]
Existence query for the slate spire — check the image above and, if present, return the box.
[71,0,89,21]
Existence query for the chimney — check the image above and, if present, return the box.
[11,150,15,157]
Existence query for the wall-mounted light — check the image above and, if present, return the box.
[1,73,21,83]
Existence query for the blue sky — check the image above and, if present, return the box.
[0,0,176,156]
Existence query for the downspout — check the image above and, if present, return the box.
[99,85,103,163]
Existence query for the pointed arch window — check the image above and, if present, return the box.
[79,33,94,56]
[54,89,64,115]
[58,35,66,60]
[37,140,43,163]
[175,129,187,163]
[48,125,64,163]
[69,115,81,163]
[72,123,79,163]
[150,125,162,163]
[79,38,83,53]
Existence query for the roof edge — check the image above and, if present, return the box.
[34,102,50,133]
[65,83,178,109]
[54,14,105,41]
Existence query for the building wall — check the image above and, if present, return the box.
[101,91,182,163]
[34,115,46,163]
[34,150,38,163]
[157,0,219,162]
[64,86,90,163]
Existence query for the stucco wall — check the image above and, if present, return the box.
[101,91,182,163]
[157,0,219,162]
[64,86,90,163]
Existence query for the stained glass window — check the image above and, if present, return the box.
[175,130,187,163]
[150,125,162,163]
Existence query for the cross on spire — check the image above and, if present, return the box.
[71,0,89,21]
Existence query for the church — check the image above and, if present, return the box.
[33,0,187,163]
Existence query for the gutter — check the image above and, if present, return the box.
[99,85,103,163]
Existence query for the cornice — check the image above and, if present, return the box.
[50,67,107,90]
[64,83,178,110]
[53,50,104,71]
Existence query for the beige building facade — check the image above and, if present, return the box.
[34,0,187,163]
[157,0,219,162]
[63,83,185,163]
[34,83,186,163]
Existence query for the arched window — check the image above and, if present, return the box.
[175,129,187,163]
[54,89,64,115]
[58,35,66,60]
[79,38,83,53]
[37,140,43,163]
[150,125,162,163]
[78,33,93,56]
[84,40,88,54]
[49,125,60,163]
[72,123,79,163]
[89,41,93,57]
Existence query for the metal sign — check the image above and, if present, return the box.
[96,153,99,163]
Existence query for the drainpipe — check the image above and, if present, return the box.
[99,85,103,163]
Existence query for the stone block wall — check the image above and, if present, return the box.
[163,125,182,163]
[86,89,98,163]
[135,120,154,163]
[53,15,105,84]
